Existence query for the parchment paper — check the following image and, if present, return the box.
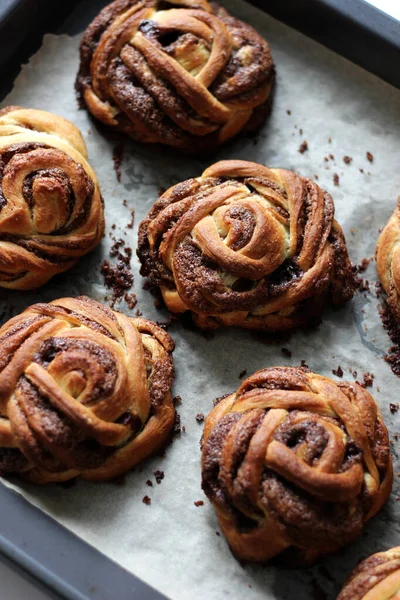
[1,1,400,598]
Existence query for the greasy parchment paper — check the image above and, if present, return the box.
[1,1,400,598]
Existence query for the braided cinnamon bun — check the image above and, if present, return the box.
[0,296,175,483]
[376,199,400,321]
[201,367,392,564]
[338,547,400,600]
[138,160,355,331]
[0,106,104,290]
[76,0,274,150]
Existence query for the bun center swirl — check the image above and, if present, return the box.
[138,160,355,330]
[0,297,175,482]
[0,107,104,290]
[201,367,392,564]
[76,0,274,149]
[2,146,93,235]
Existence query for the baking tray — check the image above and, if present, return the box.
[0,1,399,600]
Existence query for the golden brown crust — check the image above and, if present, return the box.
[137,159,355,331]
[0,106,104,290]
[376,198,400,321]
[76,0,274,150]
[338,547,400,600]
[0,296,175,483]
[201,367,392,564]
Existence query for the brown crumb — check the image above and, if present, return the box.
[239,369,247,379]
[332,365,343,377]
[324,157,329,162]
[112,141,125,182]
[356,257,372,273]
[124,293,137,310]
[355,277,370,293]
[298,140,308,153]
[194,500,204,507]
[343,156,352,164]
[281,347,292,358]
[142,495,151,505]
[101,257,134,308]
[216,531,220,536]
[126,209,135,230]
[314,174,319,180]
[173,412,181,435]
[182,425,186,433]
[101,236,134,308]
[299,128,303,135]
[352,265,371,293]
[146,480,153,487]
[390,403,399,414]
[329,153,335,160]
[359,372,374,388]
[366,152,373,162]
[173,395,182,406]
[333,173,340,186]
[300,359,309,370]
[359,168,364,173]
[287,109,291,115]
[328,137,332,143]
[154,470,164,484]
[195,413,205,423]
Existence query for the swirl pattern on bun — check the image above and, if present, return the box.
[76,0,274,150]
[0,106,104,290]
[338,547,400,600]
[138,160,355,331]
[201,367,392,564]
[0,296,175,483]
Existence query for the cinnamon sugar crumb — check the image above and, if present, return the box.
[112,141,124,182]
[154,470,164,484]
[359,372,374,388]
[298,140,308,153]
